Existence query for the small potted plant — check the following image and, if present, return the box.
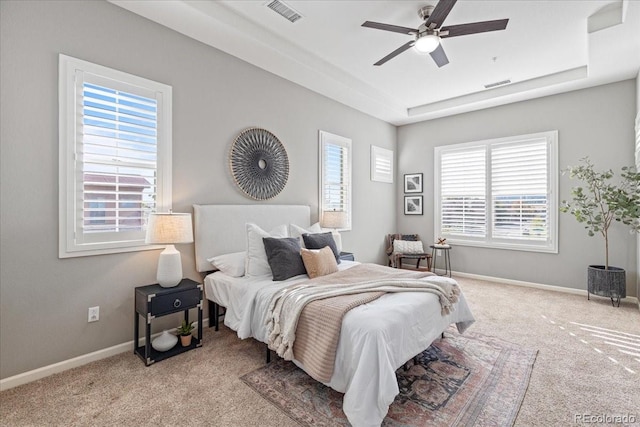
[176,320,195,347]
[560,157,640,305]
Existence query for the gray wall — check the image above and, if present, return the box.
[0,0,396,379]
[398,80,638,295]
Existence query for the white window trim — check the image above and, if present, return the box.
[58,54,172,258]
[434,131,558,253]
[370,145,394,183]
[319,130,352,231]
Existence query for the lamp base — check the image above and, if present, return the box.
[156,245,183,287]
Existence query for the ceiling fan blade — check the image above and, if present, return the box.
[441,19,509,38]
[362,21,417,35]
[425,0,458,29]
[374,41,414,66]
[429,44,449,68]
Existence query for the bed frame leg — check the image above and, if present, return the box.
[441,332,445,339]
[266,346,271,363]
[215,303,219,331]
[209,302,221,331]
[211,303,217,330]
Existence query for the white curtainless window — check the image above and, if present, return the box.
[370,145,394,183]
[59,54,172,258]
[434,131,558,253]
[319,130,352,231]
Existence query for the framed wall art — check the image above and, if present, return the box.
[404,173,423,193]
[404,195,423,215]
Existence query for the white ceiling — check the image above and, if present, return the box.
[111,0,640,126]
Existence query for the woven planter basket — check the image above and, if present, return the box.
[587,265,626,301]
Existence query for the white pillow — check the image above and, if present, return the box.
[393,239,424,254]
[207,251,246,277]
[246,223,288,277]
[289,223,322,247]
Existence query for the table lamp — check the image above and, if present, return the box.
[320,210,348,229]
[145,212,194,287]
[320,210,347,252]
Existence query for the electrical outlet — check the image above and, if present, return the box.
[88,306,99,322]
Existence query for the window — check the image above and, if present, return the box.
[319,131,352,230]
[434,131,558,253]
[370,145,393,183]
[59,54,172,257]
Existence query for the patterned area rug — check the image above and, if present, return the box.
[241,332,537,426]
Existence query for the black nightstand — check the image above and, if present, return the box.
[134,278,203,366]
[339,251,355,261]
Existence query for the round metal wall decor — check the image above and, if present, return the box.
[230,127,289,200]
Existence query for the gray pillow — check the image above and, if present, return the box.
[302,232,341,264]
[262,237,306,281]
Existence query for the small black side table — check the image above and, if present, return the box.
[430,245,452,277]
[134,278,203,366]
[339,251,355,261]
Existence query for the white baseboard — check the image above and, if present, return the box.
[3,273,637,392]
[0,318,210,391]
[0,341,132,391]
[452,270,639,305]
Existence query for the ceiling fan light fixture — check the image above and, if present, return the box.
[414,34,440,53]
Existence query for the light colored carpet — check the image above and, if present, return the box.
[1,276,639,426]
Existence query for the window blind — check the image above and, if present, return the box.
[434,130,557,253]
[440,148,486,237]
[319,131,352,230]
[79,81,158,236]
[371,145,393,183]
[491,140,548,241]
[323,142,349,211]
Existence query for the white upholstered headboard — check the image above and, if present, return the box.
[193,204,311,272]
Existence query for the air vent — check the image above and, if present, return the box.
[484,79,511,89]
[265,0,302,23]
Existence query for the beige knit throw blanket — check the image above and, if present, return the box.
[265,263,461,383]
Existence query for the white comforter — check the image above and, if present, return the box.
[205,262,475,427]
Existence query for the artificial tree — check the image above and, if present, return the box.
[561,157,640,268]
[560,157,639,305]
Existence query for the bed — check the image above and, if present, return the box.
[193,204,475,427]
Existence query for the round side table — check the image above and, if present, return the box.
[430,244,452,277]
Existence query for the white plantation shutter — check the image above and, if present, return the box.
[79,78,158,239]
[371,145,393,183]
[435,131,557,253]
[440,148,486,237]
[59,55,172,257]
[319,131,352,230]
[491,140,548,241]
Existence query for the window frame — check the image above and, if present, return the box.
[318,130,352,231]
[58,54,172,258]
[434,131,558,253]
[370,145,394,183]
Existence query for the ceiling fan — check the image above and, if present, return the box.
[362,0,509,67]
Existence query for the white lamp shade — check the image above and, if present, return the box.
[321,210,348,229]
[145,213,194,244]
[146,213,193,287]
[414,34,440,53]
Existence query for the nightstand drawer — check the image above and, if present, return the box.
[150,288,200,317]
